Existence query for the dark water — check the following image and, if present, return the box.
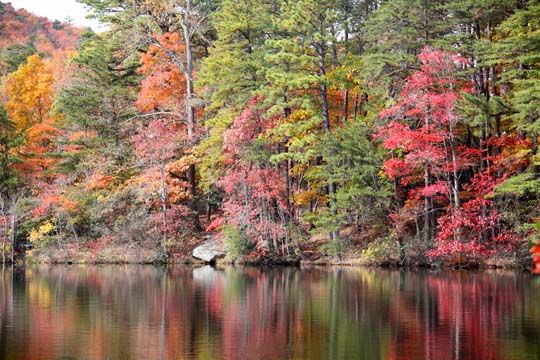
[1,266,539,360]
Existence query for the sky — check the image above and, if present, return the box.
[7,0,103,31]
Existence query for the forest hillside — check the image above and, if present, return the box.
[1,0,540,267]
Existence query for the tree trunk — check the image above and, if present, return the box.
[353,93,359,122]
[283,105,293,222]
[451,145,461,209]
[9,214,15,265]
[424,168,431,244]
[490,65,501,139]
[180,0,201,231]
[206,203,212,222]
[159,158,168,254]
[317,39,340,257]
[343,89,349,121]
[2,213,6,264]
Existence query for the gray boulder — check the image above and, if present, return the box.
[192,237,226,263]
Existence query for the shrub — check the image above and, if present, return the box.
[221,225,254,258]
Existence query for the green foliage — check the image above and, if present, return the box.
[495,173,540,198]
[493,172,540,239]
[196,0,274,189]
[54,31,138,142]
[0,105,23,191]
[198,0,272,111]
[364,0,450,54]
[306,119,391,238]
[221,225,254,258]
[0,42,37,74]
[360,237,400,264]
[494,0,540,136]
[524,221,540,245]
[459,92,511,135]
[261,0,338,116]
[359,0,446,96]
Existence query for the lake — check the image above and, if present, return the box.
[0,265,539,359]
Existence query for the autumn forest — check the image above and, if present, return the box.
[1,0,540,267]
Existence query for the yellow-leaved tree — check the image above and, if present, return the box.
[5,54,55,129]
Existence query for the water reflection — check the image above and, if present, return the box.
[0,265,539,360]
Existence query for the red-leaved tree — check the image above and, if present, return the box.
[378,48,521,259]
[132,119,192,253]
[377,48,474,245]
[209,99,289,256]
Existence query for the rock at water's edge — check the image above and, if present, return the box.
[192,239,226,263]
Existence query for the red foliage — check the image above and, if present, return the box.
[31,181,78,218]
[377,48,476,241]
[532,243,540,273]
[132,119,180,162]
[130,118,194,237]
[429,136,527,258]
[206,217,225,232]
[150,204,194,235]
[214,99,288,254]
[377,48,522,258]
[377,48,474,193]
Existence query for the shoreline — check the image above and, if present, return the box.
[18,236,533,271]
[18,255,532,272]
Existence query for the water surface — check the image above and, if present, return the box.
[1,265,539,359]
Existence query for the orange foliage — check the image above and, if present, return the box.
[5,54,55,128]
[2,53,66,183]
[0,3,80,52]
[86,173,114,191]
[49,50,79,92]
[32,190,77,218]
[128,166,190,207]
[136,32,187,112]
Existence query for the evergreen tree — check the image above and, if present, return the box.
[0,42,37,74]
[360,0,451,98]
[309,120,390,242]
[197,0,274,187]
[263,0,344,253]
[54,31,138,147]
[496,0,540,144]
[0,105,22,191]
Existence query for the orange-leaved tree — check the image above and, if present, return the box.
[4,54,62,183]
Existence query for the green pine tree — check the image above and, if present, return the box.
[196,0,274,188]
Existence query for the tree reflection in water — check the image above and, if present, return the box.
[0,266,539,360]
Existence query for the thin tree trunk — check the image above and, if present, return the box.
[424,168,431,244]
[362,93,368,117]
[489,65,501,138]
[2,214,6,264]
[180,0,201,231]
[160,158,168,254]
[451,146,461,209]
[283,105,293,222]
[343,0,350,55]
[353,93,359,122]
[317,40,340,257]
[424,111,431,244]
[343,89,349,121]
[9,214,15,265]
